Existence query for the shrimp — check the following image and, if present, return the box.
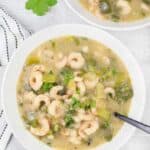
[29,71,43,91]
[55,53,67,69]
[68,52,85,69]
[32,64,45,73]
[30,117,50,136]
[74,110,95,123]
[32,94,50,110]
[49,85,64,99]
[78,119,99,139]
[84,72,99,89]
[48,100,64,118]
[117,0,131,15]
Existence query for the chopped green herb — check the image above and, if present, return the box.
[76,88,80,95]
[104,133,113,141]
[71,36,80,45]
[99,67,117,81]
[71,97,81,109]
[61,67,74,85]
[86,58,97,72]
[28,119,39,128]
[81,99,96,110]
[101,121,110,129]
[64,113,74,127]
[40,82,54,92]
[64,97,82,127]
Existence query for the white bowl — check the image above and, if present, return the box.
[64,0,150,30]
[1,24,146,150]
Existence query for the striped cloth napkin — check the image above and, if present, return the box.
[0,6,31,150]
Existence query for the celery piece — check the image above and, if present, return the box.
[98,108,111,121]
[67,80,76,92]
[52,124,60,133]
[26,56,40,65]
[43,73,56,83]
[96,83,106,99]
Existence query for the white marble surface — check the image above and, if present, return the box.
[0,0,150,150]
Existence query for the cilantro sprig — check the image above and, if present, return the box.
[25,0,57,16]
[61,67,74,85]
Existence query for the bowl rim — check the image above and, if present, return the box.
[1,24,146,150]
[64,0,150,31]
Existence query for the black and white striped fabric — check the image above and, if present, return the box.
[0,7,32,66]
[0,7,32,150]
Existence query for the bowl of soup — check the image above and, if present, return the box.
[1,24,145,150]
[64,0,150,30]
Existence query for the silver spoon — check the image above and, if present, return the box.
[114,112,150,134]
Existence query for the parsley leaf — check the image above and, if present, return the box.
[64,113,74,127]
[71,97,81,109]
[25,0,57,16]
[64,97,81,128]
[61,67,74,85]
[81,99,96,110]
[40,82,54,92]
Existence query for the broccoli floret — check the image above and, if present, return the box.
[115,81,133,103]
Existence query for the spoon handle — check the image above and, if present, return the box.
[114,112,150,134]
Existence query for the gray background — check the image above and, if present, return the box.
[0,0,150,149]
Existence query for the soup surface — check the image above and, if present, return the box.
[17,36,133,150]
[80,0,150,22]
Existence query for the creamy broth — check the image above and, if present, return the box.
[17,36,133,150]
[80,0,150,22]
